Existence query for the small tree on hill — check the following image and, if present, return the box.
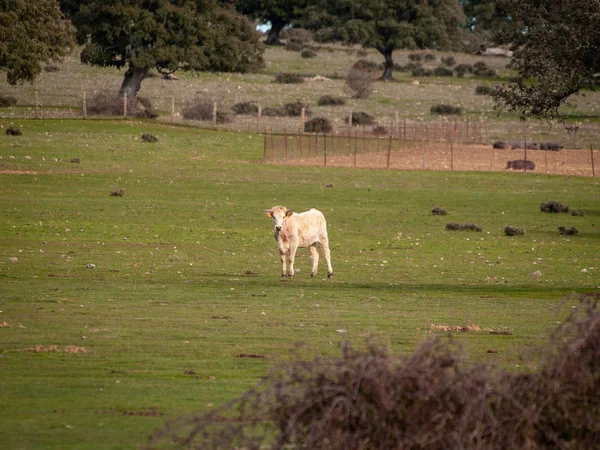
[0,0,75,84]
[304,0,465,80]
[493,0,600,125]
[69,0,264,102]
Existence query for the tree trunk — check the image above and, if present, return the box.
[118,66,149,100]
[264,19,286,46]
[380,50,395,81]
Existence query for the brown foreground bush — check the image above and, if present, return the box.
[148,294,600,449]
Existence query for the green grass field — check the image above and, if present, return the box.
[1,118,599,448]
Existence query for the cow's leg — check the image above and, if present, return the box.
[320,236,334,278]
[280,251,287,277]
[309,244,319,277]
[288,244,298,277]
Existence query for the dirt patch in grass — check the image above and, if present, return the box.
[429,324,498,333]
[0,170,40,175]
[21,345,87,353]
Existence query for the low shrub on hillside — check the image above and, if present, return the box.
[559,226,578,236]
[441,55,456,66]
[431,104,463,115]
[232,101,259,115]
[347,68,375,99]
[317,95,345,106]
[44,65,60,72]
[424,54,436,62]
[433,66,453,77]
[454,64,474,77]
[352,59,380,72]
[571,209,585,216]
[431,207,448,216]
[274,73,305,84]
[283,101,311,117]
[371,125,388,136]
[0,94,17,107]
[5,126,22,136]
[475,85,495,95]
[281,28,313,45]
[301,50,317,58]
[411,66,432,77]
[304,117,332,133]
[149,295,600,450]
[141,133,158,143]
[183,98,230,123]
[408,53,423,62]
[345,111,375,126]
[285,41,303,52]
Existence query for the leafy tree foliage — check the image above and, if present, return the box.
[461,0,508,33]
[70,0,264,99]
[235,0,308,45]
[304,0,465,80]
[0,0,75,85]
[493,0,600,124]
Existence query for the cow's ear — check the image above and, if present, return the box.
[265,210,273,218]
[285,210,294,217]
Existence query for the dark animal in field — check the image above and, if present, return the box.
[510,141,538,150]
[5,127,22,136]
[539,142,563,151]
[493,141,507,149]
[506,160,535,170]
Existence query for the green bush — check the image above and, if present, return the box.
[345,111,375,126]
[232,102,259,115]
[433,66,454,77]
[301,50,317,58]
[441,55,456,66]
[0,94,17,107]
[475,85,495,95]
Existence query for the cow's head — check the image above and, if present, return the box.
[265,206,293,232]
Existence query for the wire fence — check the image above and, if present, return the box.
[1,91,597,177]
[263,129,598,177]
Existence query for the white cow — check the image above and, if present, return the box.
[265,206,333,278]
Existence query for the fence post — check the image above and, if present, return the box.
[284,129,288,160]
[323,133,327,167]
[354,129,358,168]
[300,108,305,134]
[450,141,454,171]
[348,111,353,131]
[123,93,128,118]
[263,132,267,162]
[591,144,596,177]
[171,97,175,122]
[257,105,262,133]
[212,102,217,126]
[298,130,303,158]
[386,134,392,169]
[82,92,87,119]
[34,89,40,119]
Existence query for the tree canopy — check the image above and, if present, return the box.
[304,0,466,80]
[0,0,75,85]
[70,0,264,99]
[235,0,308,45]
[493,0,600,124]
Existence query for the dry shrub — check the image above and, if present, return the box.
[301,50,317,58]
[317,95,345,106]
[371,125,388,136]
[110,189,124,197]
[540,201,569,213]
[44,64,60,72]
[446,222,482,232]
[454,64,474,77]
[5,127,22,136]
[475,85,494,95]
[280,28,313,45]
[424,54,436,62]
[411,65,432,77]
[0,94,17,107]
[431,104,463,115]
[352,59,379,72]
[347,68,374,99]
[141,133,158,143]
[431,206,448,216]
[274,73,304,84]
[183,98,230,123]
[559,226,578,235]
[441,55,456,66]
[304,117,332,133]
[571,209,585,216]
[504,226,524,236]
[408,53,423,62]
[345,111,375,126]
[148,294,600,450]
[433,66,454,77]
[232,101,259,115]
[87,91,153,117]
[262,106,287,117]
[283,101,310,117]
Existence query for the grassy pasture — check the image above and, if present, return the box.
[0,118,599,448]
